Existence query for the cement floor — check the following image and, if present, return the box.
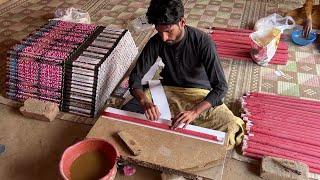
[0,104,260,180]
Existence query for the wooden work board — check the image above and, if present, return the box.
[87,116,228,180]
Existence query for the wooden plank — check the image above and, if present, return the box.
[87,116,228,179]
[117,130,142,156]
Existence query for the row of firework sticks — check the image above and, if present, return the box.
[210,27,289,65]
[6,20,96,104]
[241,92,320,173]
[6,20,138,117]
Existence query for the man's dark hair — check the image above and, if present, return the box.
[146,0,184,25]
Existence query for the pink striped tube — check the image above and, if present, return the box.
[247,126,320,147]
[245,135,320,158]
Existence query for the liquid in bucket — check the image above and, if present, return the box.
[70,151,111,180]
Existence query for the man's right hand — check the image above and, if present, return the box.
[131,88,161,121]
[140,101,161,121]
[303,18,312,38]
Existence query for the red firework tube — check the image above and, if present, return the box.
[244,104,320,121]
[212,34,249,40]
[101,111,220,142]
[216,47,288,55]
[247,92,320,106]
[212,30,251,36]
[213,38,289,50]
[248,120,320,137]
[247,117,320,132]
[217,51,286,60]
[245,106,317,114]
[246,134,320,157]
[242,151,320,173]
[245,106,320,118]
[245,115,320,130]
[215,41,251,49]
[244,98,320,109]
[245,141,320,167]
[246,108,320,122]
[244,99,320,110]
[244,103,320,116]
[246,116,320,130]
[246,113,320,127]
[249,124,320,141]
[246,113,319,128]
[212,36,249,41]
[244,95,320,109]
[244,141,320,173]
[272,53,289,59]
[248,126,320,147]
[249,133,320,154]
[217,48,288,58]
[247,134,320,156]
[216,51,287,64]
[212,38,251,45]
[214,41,288,50]
[268,55,289,61]
[212,34,288,48]
[210,27,287,39]
[247,112,320,124]
[211,27,253,33]
[248,123,320,144]
[216,44,251,50]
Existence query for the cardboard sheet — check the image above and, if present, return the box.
[87,116,228,179]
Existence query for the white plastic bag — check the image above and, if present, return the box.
[250,13,295,66]
[53,7,91,24]
[254,13,295,32]
[128,15,154,33]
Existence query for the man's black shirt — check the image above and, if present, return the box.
[129,26,228,106]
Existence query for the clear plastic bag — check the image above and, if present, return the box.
[53,7,91,24]
[254,13,295,32]
[127,15,154,33]
[250,13,295,66]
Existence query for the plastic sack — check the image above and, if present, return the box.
[250,13,295,66]
[254,13,295,32]
[53,7,91,24]
[127,15,154,33]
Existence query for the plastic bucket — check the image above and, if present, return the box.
[59,138,118,180]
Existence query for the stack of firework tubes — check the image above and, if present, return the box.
[6,20,138,117]
[210,27,289,65]
[6,20,95,104]
[241,92,320,173]
[62,27,138,117]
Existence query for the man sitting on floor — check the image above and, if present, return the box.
[122,0,244,149]
[286,0,320,38]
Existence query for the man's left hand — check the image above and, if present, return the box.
[170,110,199,130]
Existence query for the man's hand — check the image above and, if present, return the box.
[131,88,161,121]
[141,101,161,121]
[170,100,212,130]
[303,18,312,38]
[170,110,199,130]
